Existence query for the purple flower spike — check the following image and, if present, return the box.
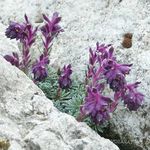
[86,47,98,80]
[5,14,38,74]
[96,43,115,62]
[20,17,38,71]
[32,54,50,82]
[20,15,37,71]
[122,82,144,111]
[41,12,63,56]
[4,52,19,67]
[58,64,72,89]
[5,22,25,41]
[80,87,112,124]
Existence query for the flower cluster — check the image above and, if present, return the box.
[4,13,63,82]
[58,64,72,89]
[4,14,144,125]
[80,43,144,124]
[5,14,38,73]
[32,12,63,82]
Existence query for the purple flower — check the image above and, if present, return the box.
[58,64,72,89]
[86,49,97,81]
[122,82,144,111]
[78,42,144,124]
[105,69,126,91]
[96,42,115,62]
[80,87,112,124]
[117,63,132,75]
[41,12,62,36]
[23,25,38,48]
[103,59,132,91]
[5,14,37,44]
[4,52,19,67]
[109,74,126,92]
[32,54,50,82]
[86,47,105,87]
[41,12,63,56]
[20,15,38,71]
[5,14,38,74]
[102,59,115,70]
[5,22,26,41]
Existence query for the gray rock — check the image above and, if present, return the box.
[109,105,150,150]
